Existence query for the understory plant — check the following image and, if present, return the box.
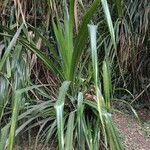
[0,0,139,149]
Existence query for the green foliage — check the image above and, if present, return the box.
[0,0,149,149]
[88,24,123,149]
[55,81,70,150]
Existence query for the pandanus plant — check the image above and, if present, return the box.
[0,0,124,149]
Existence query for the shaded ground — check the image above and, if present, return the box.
[113,111,150,150]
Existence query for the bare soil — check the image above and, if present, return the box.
[113,110,150,150]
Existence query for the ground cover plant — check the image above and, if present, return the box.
[0,0,149,149]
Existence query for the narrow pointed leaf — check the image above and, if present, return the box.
[65,112,75,150]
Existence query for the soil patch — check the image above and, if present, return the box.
[113,112,150,150]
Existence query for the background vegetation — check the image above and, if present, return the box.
[0,0,149,149]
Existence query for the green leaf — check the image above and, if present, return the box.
[7,84,50,149]
[20,39,64,80]
[8,91,21,150]
[0,24,23,71]
[65,112,75,150]
[104,113,124,150]
[101,0,116,50]
[77,92,85,150]
[70,0,100,82]
[113,0,123,17]
[55,81,71,150]
[102,61,111,110]
[0,125,9,150]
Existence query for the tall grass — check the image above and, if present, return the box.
[114,0,149,94]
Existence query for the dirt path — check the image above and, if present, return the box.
[113,113,150,150]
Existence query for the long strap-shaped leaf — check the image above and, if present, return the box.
[102,60,111,111]
[65,112,75,150]
[77,92,85,149]
[55,81,70,150]
[0,25,64,81]
[7,84,51,149]
[88,24,107,147]
[8,91,21,150]
[101,0,116,50]
[0,125,9,150]
[88,24,123,150]
[0,24,23,71]
[20,39,64,80]
[52,0,74,81]
[70,0,101,82]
